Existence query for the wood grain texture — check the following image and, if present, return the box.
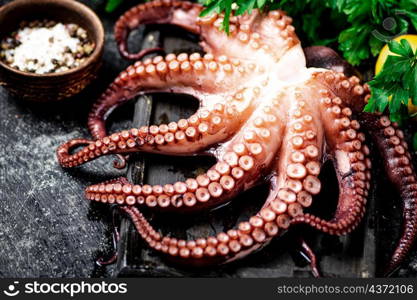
[0,0,132,277]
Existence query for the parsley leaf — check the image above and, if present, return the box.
[105,0,124,12]
[365,39,417,122]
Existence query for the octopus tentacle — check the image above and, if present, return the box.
[84,108,286,212]
[280,103,322,197]
[313,71,367,114]
[56,139,94,161]
[111,89,356,265]
[120,201,287,265]
[306,48,417,274]
[118,125,327,266]
[88,53,254,140]
[360,114,417,275]
[85,155,256,212]
[114,0,202,60]
[299,239,321,277]
[93,178,130,266]
[290,83,371,235]
[59,100,250,168]
[245,91,323,241]
[265,92,324,227]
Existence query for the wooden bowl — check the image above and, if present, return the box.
[0,0,104,101]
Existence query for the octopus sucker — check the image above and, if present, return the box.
[120,205,280,266]
[80,112,287,213]
[56,1,417,274]
[87,53,257,142]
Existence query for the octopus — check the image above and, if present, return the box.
[56,0,417,276]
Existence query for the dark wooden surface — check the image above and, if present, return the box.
[0,0,132,277]
[0,0,416,278]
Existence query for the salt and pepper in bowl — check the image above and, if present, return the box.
[0,0,104,101]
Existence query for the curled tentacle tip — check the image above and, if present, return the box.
[56,139,94,167]
[113,154,129,169]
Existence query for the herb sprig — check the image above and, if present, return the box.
[364,39,417,123]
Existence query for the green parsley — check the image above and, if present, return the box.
[364,39,417,123]
[105,0,124,12]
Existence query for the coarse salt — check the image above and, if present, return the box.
[5,23,82,74]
